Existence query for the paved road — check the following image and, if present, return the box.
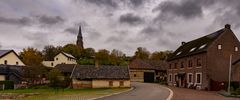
[97,82,170,100]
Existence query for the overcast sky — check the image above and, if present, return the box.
[1,0,240,55]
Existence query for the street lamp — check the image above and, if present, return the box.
[228,54,232,94]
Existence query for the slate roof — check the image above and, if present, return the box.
[0,64,23,78]
[167,28,225,61]
[0,50,12,58]
[129,59,167,70]
[55,64,130,80]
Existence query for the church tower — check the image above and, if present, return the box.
[76,26,84,49]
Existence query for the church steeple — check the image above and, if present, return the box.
[76,25,84,49]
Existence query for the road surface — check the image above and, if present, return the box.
[97,82,170,100]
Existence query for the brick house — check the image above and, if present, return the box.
[167,24,240,91]
[56,64,130,88]
[129,59,167,83]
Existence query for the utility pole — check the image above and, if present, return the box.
[228,54,232,94]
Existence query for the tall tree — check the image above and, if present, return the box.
[110,49,124,65]
[150,50,172,60]
[95,49,110,65]
[62,44,82,59]
[134,47,150,60]
[82,48,95,58]
[42,45,62,61]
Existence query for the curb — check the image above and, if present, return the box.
[90,87,134,100]
[159,85,173,100]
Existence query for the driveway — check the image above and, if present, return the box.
[97,82,170,100]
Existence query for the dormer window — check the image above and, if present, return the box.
[190,47,196,52]
[176,51,182,55]
[235,46,238,52]
[199,44,207,49]
[218,44,222,50]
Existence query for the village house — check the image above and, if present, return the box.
[167,24,240,91]
[0,50,25,66]
[42,52,77,67]
[56,64,130,89]
[129,59,167,83]
[0,65,22,83]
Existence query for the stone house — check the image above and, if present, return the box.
[0,50,25,66]
[167,24,240,91]
[56,64,130,88]
[42,52,77,67]
[129,59,167,83]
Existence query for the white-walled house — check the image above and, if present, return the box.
[42,52,77,67]
[0,50,25,66]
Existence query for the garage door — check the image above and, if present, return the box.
[144,72,154,83]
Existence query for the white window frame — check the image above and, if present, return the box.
[169,74,172,82]
[218,44,222,50]
[187,73,193,84]
[174,73,178,82]
[195,72,202,84]
[235,46,238,52]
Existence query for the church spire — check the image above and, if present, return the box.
[76,25,84,49]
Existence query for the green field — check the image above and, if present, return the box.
[1,88,130,100]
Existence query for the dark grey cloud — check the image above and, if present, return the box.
[153,0,203,20]
[36,15,64,25]
[0,16,31,26]
[119,13,144,25]
[129,0,143,7]
[64,27,78,34]
[85,0,118,8]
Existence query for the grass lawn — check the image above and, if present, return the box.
[1,88,130,100]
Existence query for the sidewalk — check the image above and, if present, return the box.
[168,86,239,100]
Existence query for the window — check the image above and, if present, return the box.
[4,60,7,65]
[109,81,113,87]
[188,60,193,67]
[197,59,202,66]
[196,73,202,84]
[120,81,124,86]
[56,58,58,60]
[199,44,207,49]
[187,73,193,83]
[176,51,182,55]
[174,63,178,69]
[51,63,54,66]
[174,74,178,82]
[134,74,137,77]
[218,44,222,50]
[190,47,196,52]
[180,62,184,68]
[16,62,19,65]
[235,46,238,51]
[169,64,172,69]
[169,74,172,82]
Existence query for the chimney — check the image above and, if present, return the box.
[181,41,186,45]
[225,24,231,29]
[95,59,99,68]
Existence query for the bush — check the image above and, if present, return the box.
[0,81,14,90]
[30,85,49,89]
[236,88,240,95]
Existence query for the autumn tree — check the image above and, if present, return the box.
[82,48,95,58]
[134,47,150,60]
[19,48,43,66]
[110,49,125,65]
[150,50,173,60]
[19,48,47,84]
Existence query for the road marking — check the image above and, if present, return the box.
[163,86,173,100]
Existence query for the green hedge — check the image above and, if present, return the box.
[0,81,14,90]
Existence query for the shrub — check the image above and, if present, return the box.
[0,81,14,90]
[236,88,240,95]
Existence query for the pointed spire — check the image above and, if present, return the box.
[76,25,84,49]
[78,25,82,38]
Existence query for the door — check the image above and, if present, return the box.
[144,72,155,83]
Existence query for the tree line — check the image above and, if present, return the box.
[18,44,172,85]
